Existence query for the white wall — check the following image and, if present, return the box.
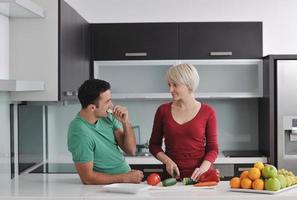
[66,0,297,55]
[0,15,11,182]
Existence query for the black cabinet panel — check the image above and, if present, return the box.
[130,164,164,180]
[59,0,90,101]
[91,23,178,60]
[179,22,262,59]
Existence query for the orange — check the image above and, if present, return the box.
[252,179,265,190]
[241,178,252,189]
[240,170,249,179]
[229,177,241,188]
[248,167,261,180]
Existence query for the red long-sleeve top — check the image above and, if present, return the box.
[149,102,219,177]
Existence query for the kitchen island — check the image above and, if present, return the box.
[0,174,296,200]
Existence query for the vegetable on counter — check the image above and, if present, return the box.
[146,173,161,186]
[182,177,198,185]
[199,168,220,183]
[194,181,218,187]
[162,178,177,187]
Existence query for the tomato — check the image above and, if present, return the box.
[146,173,161,186]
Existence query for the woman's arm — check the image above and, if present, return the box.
[149,107,165,157]
[204,111,219,163]
[191,108,219,181]
[149,106,180,178]
[156,151,180,178]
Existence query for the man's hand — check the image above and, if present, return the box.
[123,170,144,183]
[113,105,129,124]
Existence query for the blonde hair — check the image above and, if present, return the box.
[165,63,200,92]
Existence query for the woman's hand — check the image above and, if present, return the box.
[164,159,180,179]
[191,160,211,181]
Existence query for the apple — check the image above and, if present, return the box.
[262,165,277,178]
[265,177,281,191]
[276,175,287,189]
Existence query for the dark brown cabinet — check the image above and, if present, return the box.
[59,0,90,101]
[130,164,164,180]
[179,22,262,59]
[91,23,178,60]
[91,22,262,60]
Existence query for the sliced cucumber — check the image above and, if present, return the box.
[182,177,197,185]
[162,178,177,187]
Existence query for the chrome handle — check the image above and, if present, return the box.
[64,91,78,96]
[64,91,73,96]
[143,168,163,173]
[210,51,233,56]
[238,167,251,172]
[125,52,147,57]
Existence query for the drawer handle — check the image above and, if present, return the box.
[238,167,251,172]
[210,51,233,56]
[143,168,163,173]
[125,52,148,57]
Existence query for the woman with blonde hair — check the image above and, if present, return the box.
[149,63,219,182]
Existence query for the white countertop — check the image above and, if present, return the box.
[1,174,296,200]
[47,153,267,165]
[125,153,267,165]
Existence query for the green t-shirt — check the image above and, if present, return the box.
[67,113,131,174]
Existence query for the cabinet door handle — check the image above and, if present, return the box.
[143,168,163,173]
[210,51,233,56]
[72,91,78,96]
[64,91,73,96]
[125,52,148,57]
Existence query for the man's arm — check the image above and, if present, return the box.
[75,162,143,185]
[112,105,136,155]
[114,121,136,155]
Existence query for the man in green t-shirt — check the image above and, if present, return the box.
[67,79,143,184]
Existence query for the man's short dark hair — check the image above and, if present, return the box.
[78,79,111,108]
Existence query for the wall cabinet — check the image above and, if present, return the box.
[91,22,262,60]
[59,0,90,100]
[94,59,263,99]
[179,22,262,59]
[91,23,178,60]
[10,0,90,101]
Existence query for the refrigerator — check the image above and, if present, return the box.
[262,55,297,175]
[277,60,297,174]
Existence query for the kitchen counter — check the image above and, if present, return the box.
[1,174,296,200]
[125,152,267,165]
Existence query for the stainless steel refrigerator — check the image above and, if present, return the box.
[277,60,297,174]
[262,55,297,174]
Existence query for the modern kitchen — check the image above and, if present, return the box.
[1,0,297,199]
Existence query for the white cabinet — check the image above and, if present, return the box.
[93,59,263,99]
[0,0,45,18]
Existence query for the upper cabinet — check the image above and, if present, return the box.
[91,22,262,60]
[179,22,262,59]
[0,0,45,18]
[10,0,90,101]
[59,0,90,100]
[91,23,179,60]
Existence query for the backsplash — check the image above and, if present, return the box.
[44,98,258,163]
